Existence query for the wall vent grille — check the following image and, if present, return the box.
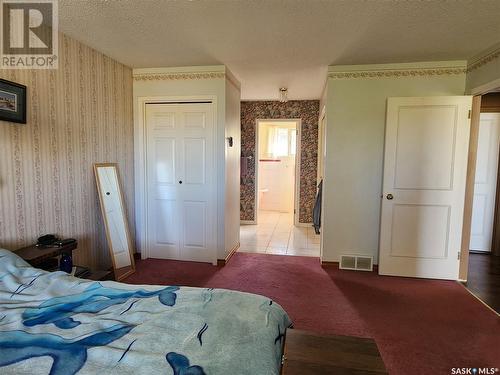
[340,255,373,271]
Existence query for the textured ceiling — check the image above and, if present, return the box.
[59,0,500,100]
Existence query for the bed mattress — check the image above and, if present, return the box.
[0,248,291,374]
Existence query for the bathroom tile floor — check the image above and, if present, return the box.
[238,210,320,257]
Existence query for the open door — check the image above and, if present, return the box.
[379,96,472,280]
[470,113,500,251]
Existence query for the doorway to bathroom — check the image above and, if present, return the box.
[256,119,300,225]
[238,118,320,257]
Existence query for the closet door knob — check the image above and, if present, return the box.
[386,194,393,200]
[179,180,183,184]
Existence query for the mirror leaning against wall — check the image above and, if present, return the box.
[94,163,136,281]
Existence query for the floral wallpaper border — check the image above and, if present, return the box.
[240,100,319,223]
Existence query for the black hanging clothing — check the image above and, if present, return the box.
[312,179,323,235]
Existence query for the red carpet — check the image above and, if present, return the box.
[124,253,499,375]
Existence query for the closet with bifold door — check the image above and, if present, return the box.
[145,102,216,263]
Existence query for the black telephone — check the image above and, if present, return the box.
[36,234,59,247]
[37,234,77,248]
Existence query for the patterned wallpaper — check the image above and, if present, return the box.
[0,33,134,270]
[240,100,319,222]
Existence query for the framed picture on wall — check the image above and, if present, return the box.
[0,78,26,124]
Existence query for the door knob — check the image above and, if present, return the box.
[179,180,182,184]
[386,194,394,200]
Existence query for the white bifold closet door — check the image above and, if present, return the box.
[470,113,500,252]
[145,102,216,263]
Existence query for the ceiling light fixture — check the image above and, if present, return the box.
[279,87,288,103]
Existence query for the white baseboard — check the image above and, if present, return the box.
[241,220,313,227]
[240,220,256,225]
[295,222,313,228]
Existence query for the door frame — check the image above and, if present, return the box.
[490,113,500,257]
[318,105,326,261]
[460,75,500,281]
[317,107,326,183]
[460,92,500,281]
[254,118,302,226]
[134,95,218,264]
[459,95,482,281]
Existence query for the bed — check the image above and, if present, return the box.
[0,248,291,374]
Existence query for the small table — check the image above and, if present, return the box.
[15,241,77,268]
[15,242,113,281]
[281,329,387,374]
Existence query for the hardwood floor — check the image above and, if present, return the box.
[465,252,500,313]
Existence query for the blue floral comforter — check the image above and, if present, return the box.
[0,249,291,374]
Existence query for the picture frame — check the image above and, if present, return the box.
[0,78,26,124]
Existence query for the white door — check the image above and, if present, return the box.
[470,113,500,252]
[379,96,472,280]
[259,157,295,213]
[146,102,216,263]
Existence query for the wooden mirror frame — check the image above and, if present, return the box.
[94,163,136,281]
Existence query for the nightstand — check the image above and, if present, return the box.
[15,242,113,281]
[15,241,78,269]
